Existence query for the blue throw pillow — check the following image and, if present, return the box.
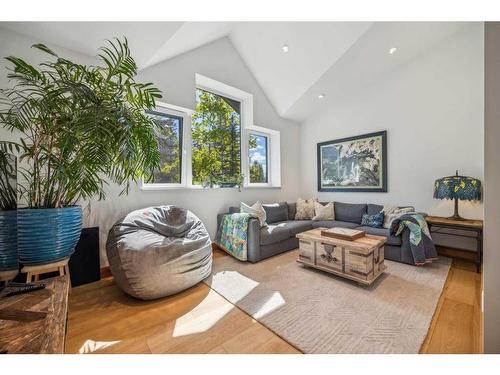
[361,212,384,228]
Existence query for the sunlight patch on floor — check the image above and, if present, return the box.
[210,270,259,303]
[79,339,121,353]
[253,291,286,319]
[173,289,234,337]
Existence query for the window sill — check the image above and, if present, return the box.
[141,184,187,191]
[244,185,282,189]
[141,184,281,191]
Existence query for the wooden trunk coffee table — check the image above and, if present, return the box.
[296,228,387,285]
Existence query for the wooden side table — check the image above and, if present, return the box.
[0,276,70,353]
[426,216,483,273]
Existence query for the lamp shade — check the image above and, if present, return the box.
[433,173,482,201]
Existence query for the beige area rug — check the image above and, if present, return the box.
[204,250,451,354]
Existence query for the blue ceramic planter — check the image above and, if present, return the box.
[0,210,18,272]
[18,206,82,266]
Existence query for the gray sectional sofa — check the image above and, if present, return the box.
[216,201,415,265]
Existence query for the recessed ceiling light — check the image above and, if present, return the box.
[281,44,289,53]
[389,47,397,55]
[318,94,326,99]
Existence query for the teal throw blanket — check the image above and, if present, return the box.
[390,213,438,265]
[219,213,251,261]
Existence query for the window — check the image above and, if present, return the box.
[142,75,281,190]
[191,89,241,187]
[144,108,185,186]
[249,133,268,184]
[246,125,281,188]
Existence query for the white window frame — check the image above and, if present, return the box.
[246,125,281,188]
[141,75,281,190]
[247,129,271,187]
[141,102,193,190]
[195,74,252,188]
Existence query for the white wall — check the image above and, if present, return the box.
[299,24,484,221]
[484,22,500,354]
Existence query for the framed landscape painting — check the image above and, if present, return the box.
[317,130,387,192]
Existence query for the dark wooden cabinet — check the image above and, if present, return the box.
[68,227,100,287]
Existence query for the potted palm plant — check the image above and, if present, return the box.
[0,39,162,266]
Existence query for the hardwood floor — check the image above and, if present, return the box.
[65,249,482,354]
[420,249,483,354]
[65,250,299,354]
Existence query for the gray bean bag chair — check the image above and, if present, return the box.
[106,206,212,300]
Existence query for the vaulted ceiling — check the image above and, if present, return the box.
[0,21,473,122]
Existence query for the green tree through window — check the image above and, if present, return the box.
[249,133,268,183]
[148,111,182,184]
[192,89,241,186]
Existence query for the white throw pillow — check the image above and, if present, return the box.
[382,206,415,228]
[312,202,335,221]
[240,201,267,227]
[295,198,318,220]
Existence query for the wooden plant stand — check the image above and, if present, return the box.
[22,258,71,289]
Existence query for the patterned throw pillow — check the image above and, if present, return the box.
[295,198,318,220]
[240,201,267,227]
[361,212,384,228]
[382,206,415,228]
[312,202,335,221]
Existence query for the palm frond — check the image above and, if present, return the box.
[0,37,163,208]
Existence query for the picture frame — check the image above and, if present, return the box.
[317,130,387,192]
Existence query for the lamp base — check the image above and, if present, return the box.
[447,214,467,221]
[448,198,467,221]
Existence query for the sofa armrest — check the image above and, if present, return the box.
[215,214,261,263]
[247,218,262,263]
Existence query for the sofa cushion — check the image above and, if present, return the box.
[259,237,299,262]
[367,204,384,216]
[312,201,335,220]
[263,202,289,224]
[356,226,402,246]
[228,206,240,214]
[274,220,313,236]
[334,202,367,224]
[260,223,291,245]
[295,198,318,220]
[287,202,297,220]
[311,220,359,229]
[361,212,384,228]
[241,201,266,227]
